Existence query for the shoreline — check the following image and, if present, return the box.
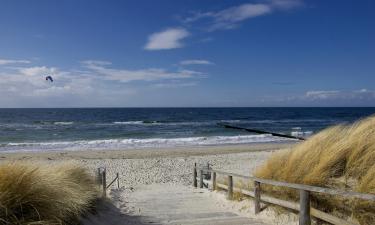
[0,142,295,161]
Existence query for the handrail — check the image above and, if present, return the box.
[193,164,370,225]
[106,172,120,189]
[96,168,120,198]
[201,168,375,201]
[202,169,375,201]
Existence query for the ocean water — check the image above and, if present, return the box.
[0,107,374,152]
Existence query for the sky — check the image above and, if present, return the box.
[0,0,374,107]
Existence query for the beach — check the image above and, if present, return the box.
[0,143,293,187]
[1,143,297,225]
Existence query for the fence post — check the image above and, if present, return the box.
[96,168,101,187]
[200,169,204,188]
[116,172,120,189]
[193,163,197,188]
[299,190,311,225]
[254,181,261,214]
[227,175,233,200]
[212,171,216,191]
[102,168,107,198]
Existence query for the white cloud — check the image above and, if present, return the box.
[303,89,375,101]
[180,59,214,65]
[305,90,340,100]
[152,81,197,88]
[144,28,190,50]
[0,59,206,107]
[184,0,303,31]
[0,59,31,65]
[20,66,57,76]
[215,4,272,23]
[82,60,203,82]
[270,0,303,10]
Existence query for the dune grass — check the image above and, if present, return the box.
[254,115,375,224]
[0,161,98,225]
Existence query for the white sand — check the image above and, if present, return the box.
[2,143,298,224]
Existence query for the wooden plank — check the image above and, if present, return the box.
[299,190,311,225]
[227,175,233,200]
[212,171,216,191]
[106,175,119,189]
[202,169,375,201]
[213,181,357,225]
[102,168,107,198]
[96,168,102,187]
[254,181,261,214]
[200,170,204,188]
[310,208,358,225]
[193,163,197,188]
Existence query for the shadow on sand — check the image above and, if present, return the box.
[81,198,161,225]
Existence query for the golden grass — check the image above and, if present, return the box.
[254,115,375,224]
[0,161,98,225]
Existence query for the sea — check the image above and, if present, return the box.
[0,107,374,152]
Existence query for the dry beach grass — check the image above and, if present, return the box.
[255,115,375,224]
[0,162,98,225]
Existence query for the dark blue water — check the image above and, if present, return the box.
[1,108,374,152]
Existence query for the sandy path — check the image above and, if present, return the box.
[102,183,268,225]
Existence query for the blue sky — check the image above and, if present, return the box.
[0,0,374,107]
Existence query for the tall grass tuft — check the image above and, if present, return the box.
[0,162,98,224]
[254,115,375,224]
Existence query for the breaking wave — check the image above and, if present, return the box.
[1,134,292,152]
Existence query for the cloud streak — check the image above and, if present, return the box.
[0,59,31,65]
[0,59,205,107]
[144,28,190,50]
[304,89,375,101]
[184,0,303,31]
[82,60,203,82]
[180,59,214,65]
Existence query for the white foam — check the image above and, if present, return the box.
[291,131,313,137]
[1,134,293,152]
[113,121,144,125]
[54,121,74,125]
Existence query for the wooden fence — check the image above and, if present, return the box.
[96,167,120,198]
[193,163,375,225]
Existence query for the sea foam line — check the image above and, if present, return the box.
[1,134,294,152]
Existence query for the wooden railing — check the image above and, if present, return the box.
[96,167,120,198]
[193,163,375,225]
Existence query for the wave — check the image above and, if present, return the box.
[54,122,74,125]
[0,118,339,129]
[112,121,212,126]
[291,131,313,137]
[113,121,145,125]
[0,134,293,152]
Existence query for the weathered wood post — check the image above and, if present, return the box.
[254,181,261,214]
[227,175,233,200]
[200,169,204,188]
[96,168,101,187]
[193,163,197,188]
[116,172,120,189]
[102,168,107,198]
[299,190,311,225]
[212,171,216,191]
